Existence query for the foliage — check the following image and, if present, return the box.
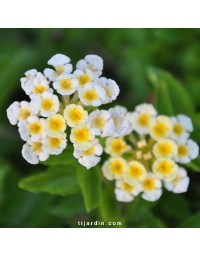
[1,28,200,228]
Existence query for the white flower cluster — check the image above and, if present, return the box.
[102,103,199,202]
[7,54,130,168]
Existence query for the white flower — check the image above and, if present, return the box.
[30,91,59,117]
[87,110,115,137]
[124,112,135,134]
[70,124,95,151]
[141,174,162,202]
[53,73,78,95]
[7,101,33,125]
[114,180,142,202]
[44,114,66,138]
[76,54,103,77]
[170,114,193,143]
[165,167,190,194]
[105,137,132,157]
[20,69,37,94]
[102,157,128,181]
[64,104,88,127]
[123,161,147,185]
[42,133,67,155]
[18,116,45,142]
[132,103,157,135]
[153,139,178,158]
[78,82,106,106]
[108,108,130,137]
[22,139,49,164]
[173,139,199,164]
[98,77,120,103]
[153,157,178,182]
[44,54,72,81]
[74,68,97,90]
[149,115,173,141]
[113,105,128,115]
[73,138,103,169]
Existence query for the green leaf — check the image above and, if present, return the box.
[143,212,166,228]
[76,165,102,212]
[18,165,79,196]
[42,146,76,166]
[99,184,121,223]
[190,113,200,143]
[147,66,195,115]
[0,161,10,193]
[179,212,200,228]
[186,156,200,172]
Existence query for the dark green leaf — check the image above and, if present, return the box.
[76,165,102,212]
[147,66,195,115]
[18,165,79,196]
[179,212,200,228]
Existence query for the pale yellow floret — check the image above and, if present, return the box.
[54,65,64,76]
[177,145,188,157]
[93,116,106,129]
[78,74,91,86]
[32,141,43,153]
[153,123,167,137]
[122,182,134,192]
[157,160,173,175]
[49,137,62,148]
[82,146,95,156]
[142,177,155,191]
[49,116,65,132]
[69,108,84,123]
[29,122,42,134]
[171,174,181,185]
[19,108,31,120]
[41,99,54,111]
[173,124,184,135]
[73,127,90,143]
[60,78,72,90]
[34,85,47,94]
[137,114,150,127]
[83,90,98,101]
[129,163,143,178]
[110,159,126,175]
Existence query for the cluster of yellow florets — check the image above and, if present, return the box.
[102,104,199,202]
[7,54,130,168]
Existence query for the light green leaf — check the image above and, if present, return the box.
[18,165,79,196]
[42,146,76,166]
[147,66,195,115]
[76,165,102,212]
[186,156,200,172]
[179,212,200,228]
[190,113,200,143]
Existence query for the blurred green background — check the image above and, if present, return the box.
[1,28,200,228]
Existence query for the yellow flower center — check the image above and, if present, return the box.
[158,142,172,155]
[143,178,155,191]
[153,123,167,137]
[173,124,184,136]
[111,160,125,174]
[172,175,181,185]
[69,108,84,123]
[34,85,46,94]
[82,146,95,156]
[157,161,172,174]
[49,137,62,148]
[41,99,54,111]
[93,116,106,129]
[83,90,98,101]
[138,114,150,127]
[54,65,65,75]
[78,74,91,86]
[74,128,90,142]
[32,141,43,153]
[29,122,42,134]
[112,117,119,126]
[19,108,31,120]
[104,87,110,96]
[49,117,65,131]
[129,164,143,178]
[60,78,72,90]
[111,139,126,154]
[178,145,188,157]
[122,182,134,192]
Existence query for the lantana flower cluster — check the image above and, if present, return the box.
[102,104,199,202]
[7,54,130,169]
